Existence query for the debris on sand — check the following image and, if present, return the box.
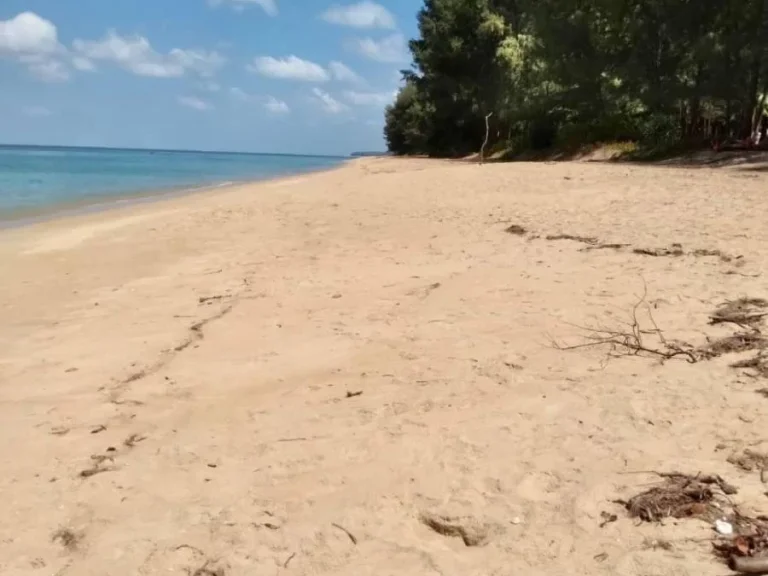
[727,449,768,474]
[691,248,740,263]
[581,243,630,252]
[632,244,685,257]
[732,353,768,379]
[419,511,496,547]
[713,517,768,572]
[698,332,767,360]
[620,472,768,572]
[619,473,736,523]
[710,298,768,330]
[191,560,227,576]
[545,233,599,245]
[504,224,527,236]
[79,454,116,479]
[51,527,81,551]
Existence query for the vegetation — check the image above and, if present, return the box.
[384,0,768,157]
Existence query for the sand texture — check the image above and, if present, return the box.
[1,157,768,575]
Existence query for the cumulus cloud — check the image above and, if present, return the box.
[178,96,212,111]
[321,1,395,29]
[0,12,59,54]
[311,88,347,114]
[248,55,329,82]
[209,0,278,15]
[349,33,408,63]
[73,31,225,78]
[343,90,395,107]
[328,60,362,83]
[265,96,290,114]
[0,12,71,81]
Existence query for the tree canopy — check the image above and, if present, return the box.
[384,0,768,157]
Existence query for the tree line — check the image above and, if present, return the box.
[384,0,768,157]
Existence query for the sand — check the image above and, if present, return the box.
[1,157,767,575]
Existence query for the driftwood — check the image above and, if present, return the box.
[730,555,768,574]
[552,286,698,364]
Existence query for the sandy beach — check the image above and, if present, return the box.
[2,156,768,575]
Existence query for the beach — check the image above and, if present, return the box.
[1,156,767,575]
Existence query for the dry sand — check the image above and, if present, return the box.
[1,157,767,575]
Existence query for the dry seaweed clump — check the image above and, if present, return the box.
[697,332,767,360]
[633,244,685,257]
[709,298,768,330]
[732,353,768,379]
[619,473,736,523]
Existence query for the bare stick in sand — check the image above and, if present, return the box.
[480,112,493,164]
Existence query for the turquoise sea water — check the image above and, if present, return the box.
[0,145,345,218]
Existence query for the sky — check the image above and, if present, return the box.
[0,1,419,155]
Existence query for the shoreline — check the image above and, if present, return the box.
[0,160,350,231]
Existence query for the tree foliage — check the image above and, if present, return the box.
[384,0,768,156]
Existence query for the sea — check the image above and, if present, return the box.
[0,145,345,221]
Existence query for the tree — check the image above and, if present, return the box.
[383,0,768,156]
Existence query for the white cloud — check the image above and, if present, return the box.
[0,12,59,55]
[0,12,71,81]
[343,90,395,107]
[311,88,347,114]
[27,59,69,82]
[328,60,362,83]
[265,96,290,114]
[22,105,52,117]
[73,32,225,78]
[230,89,289,114]
[209,0,278,16]
[72,56,95,71]
[248,55,329,82]
[350,33,408,63]
[321,1,395,29]
[202,81,221,92]
[179,96,212,111]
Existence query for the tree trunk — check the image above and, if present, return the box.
[480,112,493,164]
[744,0,767,139]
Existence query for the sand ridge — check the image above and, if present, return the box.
[0,157,767,575]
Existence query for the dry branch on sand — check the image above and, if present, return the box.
[554,291,768,374]
[551,287,698,363]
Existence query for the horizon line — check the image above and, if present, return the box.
[0,143,350,159]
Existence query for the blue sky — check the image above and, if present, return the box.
[0,1,418,155]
